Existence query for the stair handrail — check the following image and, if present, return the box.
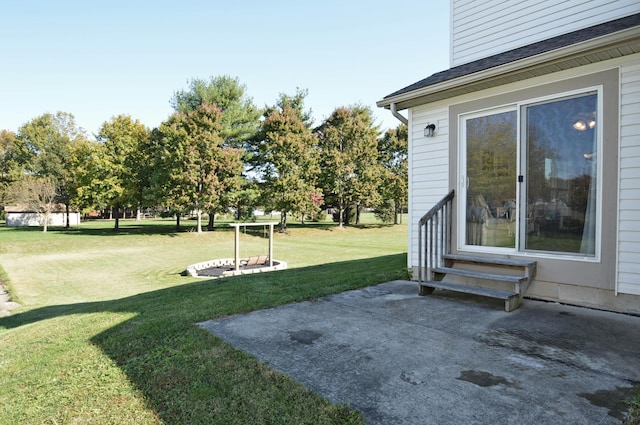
[418,190,455,282]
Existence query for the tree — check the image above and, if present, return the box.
[6,176,57,232]
[262,88,314,128]
[316,105,382,226]
[96,115,150,230]
[70,138,107,214]
[171,75,261,146]
[0,130,22,207]
[259,104,321,232]
[151,104,244,233]
[14,112,88,228]
[377,124,408,224]
[171,75,261,229]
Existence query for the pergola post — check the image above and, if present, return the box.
[268,223,274,267]
[234,224,240,271]
[229,222,278,271]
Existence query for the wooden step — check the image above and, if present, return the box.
[443,254,536,269]
[419,280,521,312]
[432,266,527,283]
[419,280,517,299]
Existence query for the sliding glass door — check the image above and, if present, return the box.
[463,109,517,249]
[461,90,599,257]
[523,93,598,255]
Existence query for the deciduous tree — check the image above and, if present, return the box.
[14,112,88,228]
[6,176,57,232]
[259,104,321,232]
[316,105,382,226]
[0,130,21,207]
[377,124,408,224]
[151,104,243,233]
[171,75,261,229]
[96,115,150,229]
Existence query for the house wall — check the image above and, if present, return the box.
[6,212,81,227]
[618,59,640,296]
[408,55,640,312]
[450,0,639,67]
[408,106,449,268]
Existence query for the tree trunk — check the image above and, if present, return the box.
[196,210,203,233]
[65,203,71,229]
[280,211,287,232]
[207,212,215,231]
[176,214,181,231]
[114,206,120,230]
[355,204,361,225]
[394,201,399,225]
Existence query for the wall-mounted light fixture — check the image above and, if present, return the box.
[424,123,436,137]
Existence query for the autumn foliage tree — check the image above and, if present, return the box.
[259,104,321,232]
[151,103,243,233]
[317,105,382,226]
[171,75,261,229]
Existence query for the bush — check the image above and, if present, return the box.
[310,210,327,222]
[626,392,640,425]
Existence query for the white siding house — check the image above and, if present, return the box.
[619,59,640,296]
[451,0,640,66]
[379,1,640,313]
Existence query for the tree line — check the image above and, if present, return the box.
[0,75,407,232]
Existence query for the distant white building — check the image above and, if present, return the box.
[5,205,81,227]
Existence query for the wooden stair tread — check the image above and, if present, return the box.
[432,266,527,283]
[443,254,537,268]
[419,280,517,300]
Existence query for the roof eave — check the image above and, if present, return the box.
[377,26,640,111]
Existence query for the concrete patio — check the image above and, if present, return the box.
[199,280,640,424]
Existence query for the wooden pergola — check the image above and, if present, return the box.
[228,222,278,271]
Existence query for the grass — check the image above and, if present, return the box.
[628,393,640,425]
[0,215,408,424]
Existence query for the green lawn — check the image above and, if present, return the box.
[0,215,408,424]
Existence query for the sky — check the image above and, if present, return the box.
[0,1,450,138]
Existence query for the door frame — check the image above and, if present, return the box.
[457,86,603,261]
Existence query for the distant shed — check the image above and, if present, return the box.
[4,205,80,227]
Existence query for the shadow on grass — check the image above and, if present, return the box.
[2,221,187,237]
[1,254,408,424]
[2,218,397,239]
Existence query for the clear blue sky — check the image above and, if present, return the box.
[0,1,450,137]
